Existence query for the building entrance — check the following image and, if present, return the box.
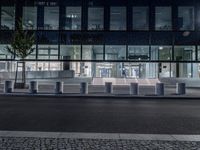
[96,63,113,78]
[99,68,112,78]
[124,63,148,78]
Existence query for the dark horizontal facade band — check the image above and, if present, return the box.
[1,59,200,63]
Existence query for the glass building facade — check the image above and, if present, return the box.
[0,0,200,79]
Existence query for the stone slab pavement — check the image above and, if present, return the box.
[0,131,200,149]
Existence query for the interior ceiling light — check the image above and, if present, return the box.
[183,31,190,37]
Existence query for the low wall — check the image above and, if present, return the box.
[92,78,160,85]
[160,78,200,87]
[0,70,75,80]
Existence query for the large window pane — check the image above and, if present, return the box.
[178,7,194,30]
[25,45,36,59]
[105,45,126,60]
[60,45,81,60]
[174,46,195,61]
[38,45,58,60]
[82,45,103,60]
[44,7,59,30]
[88,8,104,30]
[198,46,200,61]
[22,7,37,30]
[151,46,172,60]
[65,7,81,30]
[132,7,149,30]
[36,61,61,71]
[155,7,172,30]
[1,7,15,30]
[110,7,126,30]
[0,44,12,59]
[193,63,200,78]
[171,63,193,78]
[128,46,149,60]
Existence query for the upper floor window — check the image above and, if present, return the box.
[155,7,172,30]
[44,7,59,30]
[128,46,149,60]
[82,45,103,60]
[22,7,37,30]
[65,7,81,30]
[178,7,194,30]
[60,45,81,60]
[132,7,149,30]
[110,7,126,30]
[38,45,58,60]
[105,45,126,60]
[151,46,172,60]
[1,7,15,30]
[88,7,104,30]
[174,46,195,61]
[0,44,12,59]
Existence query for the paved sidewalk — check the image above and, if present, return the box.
[0,131,200,149]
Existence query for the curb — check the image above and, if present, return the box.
[0,131,200,141]
[0,93,200,100]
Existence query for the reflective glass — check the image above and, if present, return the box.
[132,7,149,30]
[151,46,172,60]
[44,7,59,30]
[60,45,81,60]
[174,46,195,61]
[1,7,15,30]
[198,46,200,60]
[105,45,126,60]
[155,7,172,30]
[128,46,149,60]
[110,7,126,30]
[24,45,36,59]
[0,44,12,59]
[178,7,194,30]
[88,8,104,30]
[38,45,58,60]
[65,7,81,30]
[171,63,193,78]
[22,7,37,30]
[82,45,103,60]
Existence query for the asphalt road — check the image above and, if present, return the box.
[0,96,200,134]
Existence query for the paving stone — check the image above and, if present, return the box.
[0,137,200,149]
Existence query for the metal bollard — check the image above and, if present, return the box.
[55,81,63,94]
[29,81,38,94]
[155,83,164,96]
[130,83,139,95]
[80,82,88,94]
[4,80,13,93]
[105,82,113,94]
[176,83,186,95]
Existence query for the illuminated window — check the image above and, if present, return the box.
[1,7,15,30]
[65,7,81,30]
[44,7,59,30]
[22,7,37,30]
[110,7,126,30]
[88,8,104,30]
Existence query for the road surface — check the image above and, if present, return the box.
[0,96,200,134]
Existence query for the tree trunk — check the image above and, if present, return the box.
[22,61,26,88]
[14,61,26,89]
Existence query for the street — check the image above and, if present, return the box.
[0,96,200,134]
